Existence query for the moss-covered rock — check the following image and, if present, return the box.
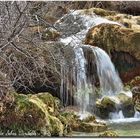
[0,92,109,135]
[0,93,49,136]
[57,114,72,135]
[0,92,67,136]
[99,130,118,137]
[60,110,107,133]
[85,24,140,60]
[117,92,134,117]
[36,92,61,115]
[82,115,96,123]
[85,23,140,83]
[60,111,80,132]
[95,96,120,119]
[48,115,64,136]
[95,93,134,118]
[78,122,107,133]
[117,92,132,105]
[101,96,120,109]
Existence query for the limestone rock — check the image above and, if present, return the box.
[85,24,140,60]
[85,23,140,83]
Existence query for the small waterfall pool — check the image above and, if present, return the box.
[71,121,140,137]
[71,112,140,137]
[107,112,140,137]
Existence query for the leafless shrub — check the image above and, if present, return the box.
[0,1,69,95]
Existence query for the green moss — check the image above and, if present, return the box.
[57,115,72,135]
[99,130,118,137]
[0,97,48,135]
[0,92,66,136]
[36,92,60,114]
[60,111,81,132]
[48,115,64,136]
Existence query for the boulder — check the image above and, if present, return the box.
[95,96,120,119]
[95,92,134,118]
[77,122,107,133]
[0,92,69,136]
[85,24,140,60]
[117,92,135,117]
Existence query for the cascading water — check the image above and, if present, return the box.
[56,9,135,119]
[92,47,123,96]
[108,111,140,124]
[74,47,89,114]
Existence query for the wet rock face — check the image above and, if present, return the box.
[85,23,140,83]
[95,92,134,119]
[132,86,140,112]
[111,51,140,83]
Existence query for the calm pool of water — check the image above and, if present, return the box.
[71,118,140,137]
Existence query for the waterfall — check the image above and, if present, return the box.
[92,47,123,96]
[57,9,123,115]
[108,111,140,124]
[73,47,89,113]
[109,111,125,120]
